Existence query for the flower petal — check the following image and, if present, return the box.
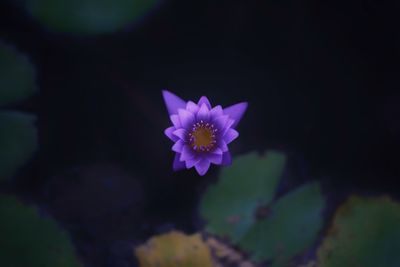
[198,96,212,109]
[172,140,185,153]
[208,154,223,165]
[186,101,199,113]
[223,102,248,128]
[164,127,178,141]
[212,115,229,131]
[208,148,223,164]
[178,108,195,129]
[185,156,201,168]
[162,90,187,115]
[210,105,223,118]
[218,140,228,152]
[173,153,186,171]
[221,151,232,166]
[212,147,223,155]
[195,159,211,176]
[173,128,188,140]
[170,114,181,128]
[180,145,195,161]
[224,128,239,144]
[197,103,210,121]
[223,119,235,135]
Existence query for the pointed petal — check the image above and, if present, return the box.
[162,90,187,115]
[195,159,211,176]
[185,156,201,168]
[170,115,181,128]
[212,115,229,131]
[208,154,223,165]
[219,140,228,152]
[224,128,239,144]
[212,148,223,155]
[221,151,232,166]
[210,105,223,118]
[208,148,223,164]
[186,101,199,113]
[198,96,212,109]
[178,109,195,129]
[223,119,235,135]
[180,145,195,161]
[173,153,186,171]
[172,140,185,152]
[197,103,210,121]
[164,127,178,141]
[223,102,248,127]
[173,128,188,140]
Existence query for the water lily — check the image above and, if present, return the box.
[162,90,247,176]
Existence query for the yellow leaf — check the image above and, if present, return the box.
[135,231,214,267]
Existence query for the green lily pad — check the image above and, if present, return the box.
[239,182,324,267]
[0,42,36,106]
[200,151,286,243]
[0,194,82,267]
[25,0,160,34]
[0,111,38,181]
[318,196,400,267]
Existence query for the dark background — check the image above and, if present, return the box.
[1,0,400,266]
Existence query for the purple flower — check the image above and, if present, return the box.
[162,90,247,176]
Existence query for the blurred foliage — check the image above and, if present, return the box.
[46,164,144,242]
[24,0,160,34]
[200,151,324,266]
[239,182,324,267]
[0,194,82,267]
[318,196,400,267]
[205,236,256,267]
[135,231,214,267]
[201,151,285,242]
[0,41,38,182]
[0,111,38,181]
[0,42,36,106]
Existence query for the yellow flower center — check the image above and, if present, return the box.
[189,121,217,152]
[192,128,213,147]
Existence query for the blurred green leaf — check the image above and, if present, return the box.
[200,151,286,242]
[0,195,82,267]
[239,182,324,266]
[0,111,38,181]
[0,42,36,106]
[318,196,400,267]
[25,0,160,34]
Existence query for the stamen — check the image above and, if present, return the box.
[189,121,217,152]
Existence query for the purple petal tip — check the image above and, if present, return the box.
[162,90,186,115]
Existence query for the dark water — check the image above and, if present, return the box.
[1,0,400,266]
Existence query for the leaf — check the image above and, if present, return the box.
[0,195,82,267]
[200,151,286,242]
[25,0,160,34]
[239,182,324,266]
[318,196,400,267]
[0,42,36,106]
[134,231,214,267]
[0,111,38,181]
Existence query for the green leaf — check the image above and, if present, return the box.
[318,196,400,267]
[0,42,36,106]
[25,0,160,34]
[239,182,324,266]
[0,195,82,267]
[200,151,286,242]
[0,111,38,181]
